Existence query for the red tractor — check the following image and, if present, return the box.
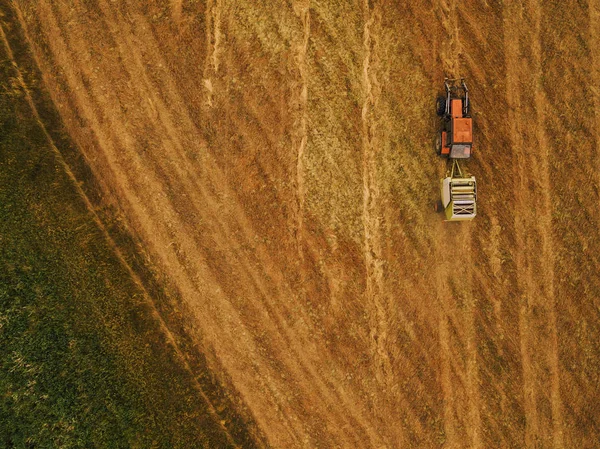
[435,79,472,159]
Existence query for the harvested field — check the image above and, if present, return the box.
[4,0,600,447]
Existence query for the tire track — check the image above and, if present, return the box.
[531,3,563,446]
[438,0,461,77]
[358,8,451,444]
[358,5,440,444]
[292,0,310,259]
[171,0,182,23]
[464,245,481,449]
[202,0,222,107]
[501,7,540,447]
[361,0,393,391]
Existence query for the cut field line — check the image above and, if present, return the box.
[171,0,182,23]
[437,304,457,448]
[502,5,540,447]
[361,0,394,392]
[464,236,482,449]
[211,0,222,73]
[531,3,563,446]
[504,1,564,446]
[203,0,222,106]
[439,0,461,76]
[293,0,310,259]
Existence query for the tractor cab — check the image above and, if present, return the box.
[436,79,472,159]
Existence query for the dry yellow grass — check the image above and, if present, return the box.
[8,0,600,447]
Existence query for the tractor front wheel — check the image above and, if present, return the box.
[436,96,446,116]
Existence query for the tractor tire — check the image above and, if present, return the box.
[435,131,443,155]
[434,200,444,213]
[436,96,446,116]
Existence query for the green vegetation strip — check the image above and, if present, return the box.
[0,17,240,449]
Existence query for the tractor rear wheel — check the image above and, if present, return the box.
[436,96,446,116]
[435,131,442,155]
[434,200,444,213]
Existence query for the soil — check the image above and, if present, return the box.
[8,0,600,447]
